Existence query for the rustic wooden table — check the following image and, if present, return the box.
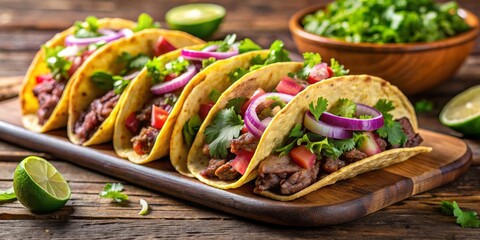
[0,0,479,238]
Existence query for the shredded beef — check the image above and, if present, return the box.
[342,149,367,163]
[397,117,423,147]
[258,155,302,174]
[131,126,159,155]
[201,159,226,178]
[230,132,259,154]
[322,158,346,173]
[280,161,320,195]
[32,80,66,125]
[74,90,120,143]
[255,173,288,192]
[214,160,240,180]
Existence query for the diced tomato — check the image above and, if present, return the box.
[230,151,255,175]
[290,146,316,170]
[35,74,54,84]
[163,73,177,82]
[125,112,139,134]
[275,76,303,96]
[133,141,145,155]
[154,37,177,56]
[241,88,266,115]
[199,102,214,120]
[241,125,249,134]
[307,63,333,84]
[67,55,83,77]
[151,105,169,129]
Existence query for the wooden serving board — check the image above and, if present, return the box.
[0,98,471,226]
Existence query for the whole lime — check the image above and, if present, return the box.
[13,156,71,213]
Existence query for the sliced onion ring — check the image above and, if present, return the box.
[320,103,384,131]
[244,93,294,138]
[201,44,219,52]
[65,28,133,46]
[304,112,353,139]
[150,64,197,95]
[181,46,239,61]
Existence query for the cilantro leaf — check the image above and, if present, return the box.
[0,187,16,202]
[289,124,305,138]
[309,97,328,121]
[204,107,244,158]
[202,57,216,69]
[330,98,356,118]
[133,13,160,32]
[414,99,434,113]
[297,134,342,158]
[294,52,322,80]
[263,40,290,65]
[99,183,129,203]
[239,38,262,54]
[374,99,407,146]
[330,58,349,76]
[225,97,246,114]
[183,114,202,147]
[276,141,297,156]
[117,52,150,75]
[441,201,480,228]
[43,45,72,81]
[217,34,237,52]
[208,89,221,103]
[331,138,355,152]
[228,67,250,83]
[275,124,304,156]
[74,16,100,38]
[146,57,189,83]
[90,71,130,94]
[250,54,265,66]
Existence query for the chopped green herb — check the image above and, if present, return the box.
[202,57,216,69]
[330,98,356,118]
[441,201,480,228]
[208,89,221,103]
[204,107,244,158]
[225,97,246,114]
[263,40,290,65]
[309,97,328,121]
[374,99,407,146]
[74,16,100,38]
[146,57,189,83]
[228,67,250,83]
[43,45,72,81]
[239,38,262,54]
[90,71,130,94]
[117,52,150,75]
[295,52,322,80]
[330,58,349,76]
[0,187,16,202]
[99,183,129,203]
[133,13,160,32]
[415,99,434,113]
[183,114,202,147]
[217,34,237,52]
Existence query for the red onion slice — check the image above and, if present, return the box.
[123,71,140,81]
[320,103,384,131]
[181,47,239,61]
[244,93,294,138]
[304,112,353,139]
[150,64,197,95]
[65,28,133,46]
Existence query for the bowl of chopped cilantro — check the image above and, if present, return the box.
[289,0,479,94]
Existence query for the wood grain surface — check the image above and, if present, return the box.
[1,0,480,238]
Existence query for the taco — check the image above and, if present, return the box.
[170,40,291,176]
[113,34,272,164]
[67,29,204,146]
[20,14,159,132]
[187,53,349,189]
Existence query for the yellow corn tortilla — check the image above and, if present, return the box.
[187,65,431,194]
[20,18,136,132]
[67,29,204,146]
[187,62,304,188]
[170,50,273,177]
[253,75,432,201]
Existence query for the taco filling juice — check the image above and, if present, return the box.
[199,53,348,181]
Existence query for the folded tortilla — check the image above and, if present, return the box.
[187,63,431,197]
[20,18,136,133]
[67,29,204,146]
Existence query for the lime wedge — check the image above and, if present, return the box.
[13,156,71,213]
[440,85,480,136]
[166,3,226,39]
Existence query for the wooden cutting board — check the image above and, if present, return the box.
[0,98,471,226]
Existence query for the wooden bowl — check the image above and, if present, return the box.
[289,5,479,95]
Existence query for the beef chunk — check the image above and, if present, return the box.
[33,80,66,125]
[280,161,320,195]
[214,160,240,180]
[230,132,259,154]
[255,173,288,192]
[74,90,120,143]
[376,136,388,151]
[201,159,226,178]
[397,117,423,147]
[322,158,346,173]
[258,155,302,174]
[342,149,367,163]
[131,126,159,155]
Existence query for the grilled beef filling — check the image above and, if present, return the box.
[74,90,120,143]
[33,80,66,125]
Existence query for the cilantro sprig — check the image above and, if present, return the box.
[99,183,129,203]
[204,107,244,158]
[330,98,356,118]
[90,71,130,94]
[74,16,100,38]
[414,99,434,113]
[441,201,480,228]
[117,52,150,76]
[374,99,407,146]
[309,97,328,121]
[133,13,160,32]
[293,52,322,80]
[146,57,190,84]
[43,45,72,81]
[183,114,202,147]
[0,188,16,202]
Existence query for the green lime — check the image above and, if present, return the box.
[13,156,71,213]
[440,85,480,136]
[166,3,226,39]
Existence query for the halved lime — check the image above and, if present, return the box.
[440,85,480,136]
[166,3,226,39]
[13,156,71,213]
